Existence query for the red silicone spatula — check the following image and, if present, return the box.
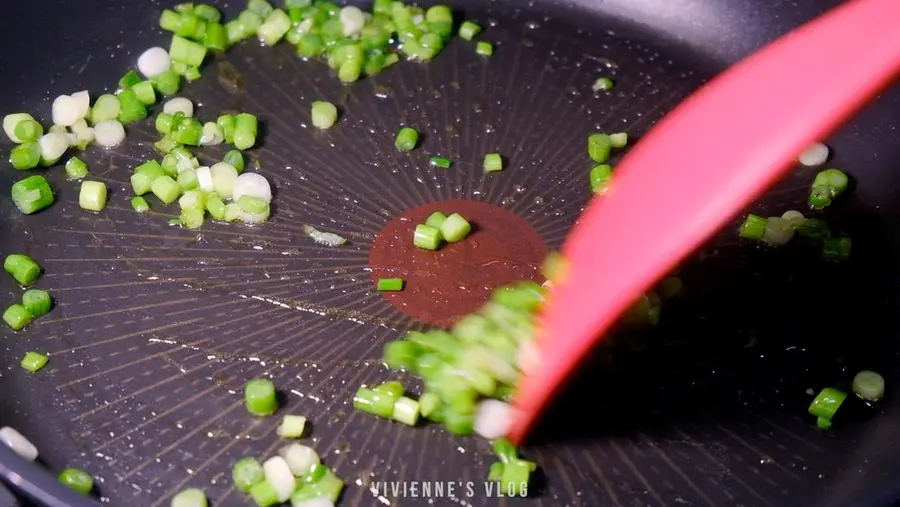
[508,0,900,444]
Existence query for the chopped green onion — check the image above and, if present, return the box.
[258,9,292,45]
[118,70,142,90]
[440,213,471,243]
[153,70,181,96]
[22,289,51,317]
[91,94,121,123]
[353,386,394,418]
[3,304,33,331]
[419,392,440,418]
[248,480,279,507]
[392,396,420,426]
[233,113,258,150]
[131,161,165,195]
[131,196,151,213]
[170,488,207,507]
[154,136,180,154]
[13,118,43,142]
[193,4,221,22]
[487,462,504,482]
[395,127,418,151]
[377,278,404,291]
[248,0,275,18]
[276,415,307,438]
[175,119,203,145]
[179,190,207,211]
[170,35,208,67]
[65,157,89,180]
[483,153,503,172]
[132,81,156,105]
[11,175,54,214]
[3,113,38,142]
[20,351,48,372]
[738,214,767,240]
[808,387,846,428]
[10,142,42,170]
[589,164,612,194]
[116,89,148,124]
[763,216,794,246]
[852,370,885,402]
[492,438,518,463]
[592,77,614,92]
[588,133,611,163]
[4,254,41,286]
[223,203,241,222]
[822,236,851,262]
[809,168,849,209]
[414,224,442,250]
[311,101,338,130]
[290,468,343,503]
[204,22,228,51]
[217,114,235,144]
[58,468,93,494]
[156,113,175,134]
[373,381,404,400]
[150,175,182,205]
[781,210,807,228]
[476,41,493,57]
[223,150,245,172]
[500,459,532,496]
[79,181,108,212]
[233,457,265,492]
[296,34,324,58]
[609,132,628,148]
[443,410,474,435]
[180,208,205,229]
[425,211,447,229]
[206,194,226,220]
[238,195,268,214]
[429,156,452,168]
[245,378,278,416]
[459,20,481,40]
[798,218,830,240]
[383,339,419,370]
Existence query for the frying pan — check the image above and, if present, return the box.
[2,0,900,506]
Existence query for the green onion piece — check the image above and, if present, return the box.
[131,162,165,195]
[173,12,201,38]
[170,35,207,67]
[154,136,180,154]
[4,254,41,286]
[65,157,89,180]
[59,468,93,494]
[444,410,474,435]
[476,41,493,57]
[20,351,48,372]
[248,0,275,17]
[492,438,518,464]
[238,195,268,214]
[738,214,767,240]
[90,94,121,123]
[290,468,343,503]
[377,278,404,291]
[483,153,503,172]
[180,208,205,230]
[813,168,849,196]
[817,417,832,430]
[589,164,613,194]
[501,459,532,496]
[276,415,307,438]
[132,81,157,105]
[822,236,851,262]
[118,70,142,90]
[176,168,198,190]
[373,0,391,14]
[116,89,148,124]
[440,213,471,243]
[245,378,278,416]
[419,392,440,418]
[395,127,418,151]
[258,9,292,45]
[459,20,481,40]
[248,480,279,507]
[808,387,846,423]
[392,396,420,426]
[160,9,182,31]
[13,119,43,142]
[808,186,832,209]
[592,77,614,92]
[338,59,363,83]
[488,462,504,482]
[414,224,442,250]
[22,289,51,317]
[79,181,108,212]
[193,3,221,22]
[425,211,447,229]
[233,457,265,492]
[156,113,175,134]
[588,133,612,163]
[170,488,207,507]
[797,218,830,240]
[206,194,226,220]
[175,119,203,146]
[179,190,207,211]
[373,381,404,400]
[383,340,419,370]
[233,113,258,150]
[131,196,151,213]
[3,304,33,331]
[216,114,235,144]
[150,175,182,205]
[223,203,241,222]
[353,387,394,418]
[153,70,181,96]
[11,175,54,214]
[297,34,324,58]
[852,370,885,402]
[300,464,327,485]
[223,150,245,172]
[311,101,338,130]
[609,132,628,148]
[429,156,452,168]
[10,142,42,170]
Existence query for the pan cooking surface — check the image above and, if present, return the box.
[2,1,900,507]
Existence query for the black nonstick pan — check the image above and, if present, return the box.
[3,0,900,506]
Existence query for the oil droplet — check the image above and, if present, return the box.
[525,21,539,30]
[514,185,527,194]
[533,196,545,205]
